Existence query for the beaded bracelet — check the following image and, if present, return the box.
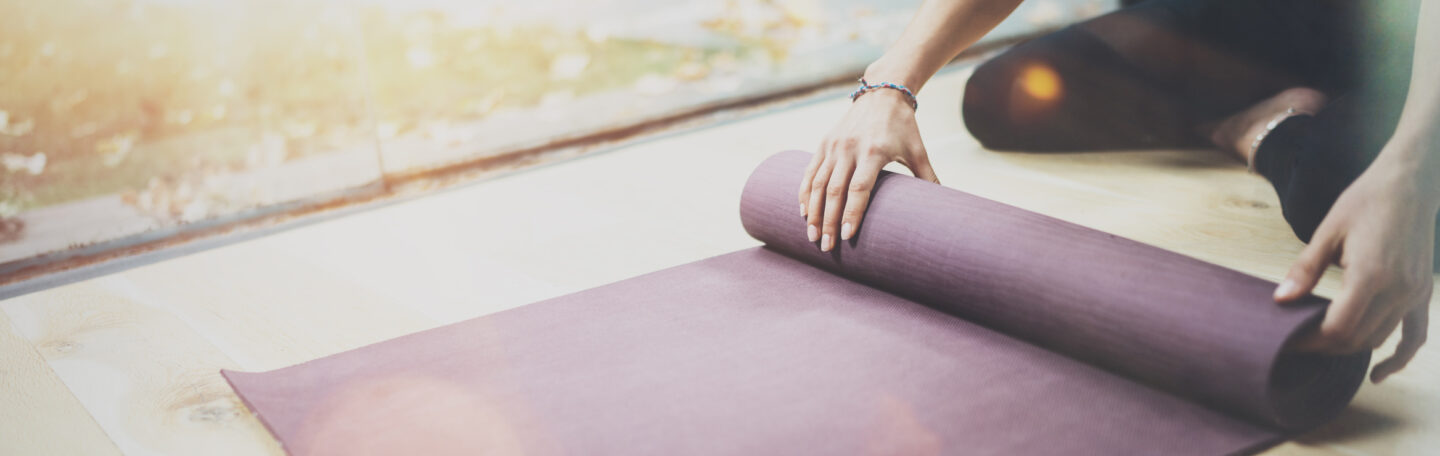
[1248,107,1295,172]
[849,78,917,111]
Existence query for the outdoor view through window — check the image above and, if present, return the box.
[0,0,1102,270]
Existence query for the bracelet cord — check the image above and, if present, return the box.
[849,77,918,111]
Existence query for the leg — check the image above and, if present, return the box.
[962,0,1338,152]
[966,0,1431,258]
[962,25,1208,151]
[1248,0,1422,244]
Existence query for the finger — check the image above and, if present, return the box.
[841,156,886,241]
[799,146,828,216]
[906,147,940,184]
[1359,295,1411,350]
[806,157,836,243]
[1372,306,1429,383]
[1276,228,1341,302]
[1347,286,1414,351]
[1291,274,1383,354]
[820,157,856,252]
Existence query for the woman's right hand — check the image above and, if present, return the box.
[800,89,939,252]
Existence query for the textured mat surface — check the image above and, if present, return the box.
[223,151,1367,455]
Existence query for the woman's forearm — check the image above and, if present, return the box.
[1381,0,1440,199]
[863,0,1025,93]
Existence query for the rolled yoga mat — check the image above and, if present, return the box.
[223,150,1368,455]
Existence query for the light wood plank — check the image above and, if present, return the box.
[0,311,123,455]
[0,234,452,454]
[1,281,284,455]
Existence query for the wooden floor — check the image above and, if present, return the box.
[2,65,1436,455]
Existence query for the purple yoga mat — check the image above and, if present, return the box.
[223,150,1367,455]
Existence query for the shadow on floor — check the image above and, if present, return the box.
[1294,404,1401,445]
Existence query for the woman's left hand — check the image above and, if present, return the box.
[1274,151,1438,383]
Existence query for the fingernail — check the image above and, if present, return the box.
[807,224,818,242]
[1274,279,1297,300]
[841,222,855,240]
[800,203,806,216]
[821,234,833,252]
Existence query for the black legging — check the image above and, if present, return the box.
[961,0,1430,258]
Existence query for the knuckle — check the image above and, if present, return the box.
[825,185,846,198]
[1297,258,1327,276]
[840,137,861,151]
[810,178,828,192]
[1296,258,1319,277]
[848,179,873,193]
[843,200,866,215]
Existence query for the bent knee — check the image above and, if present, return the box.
[961,40,1074,151]
[962,55,1028,151]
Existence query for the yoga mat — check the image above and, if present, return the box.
[223,150,1368,455]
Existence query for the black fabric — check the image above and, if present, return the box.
[961,0,1429,256]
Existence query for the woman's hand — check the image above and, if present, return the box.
[790,0,1024,251]
[1275,153,1438,383]
[799,90,939,251]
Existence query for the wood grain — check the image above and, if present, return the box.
[0,310,122,455]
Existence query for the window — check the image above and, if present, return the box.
[0,0,1107,273]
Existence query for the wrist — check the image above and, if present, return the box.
[1378,134,1440,204]
[852,88,916,114]
[864,56,928,93]
[1384,100,1440,196]
[1370,146,1440,216]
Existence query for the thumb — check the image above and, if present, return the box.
[1276,231,1339,303]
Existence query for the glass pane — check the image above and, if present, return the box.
[0,0,1108,269]
[360,0,1110,174]
[0,0,383,265]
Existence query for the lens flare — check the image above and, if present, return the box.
[1019,63,1062,102]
